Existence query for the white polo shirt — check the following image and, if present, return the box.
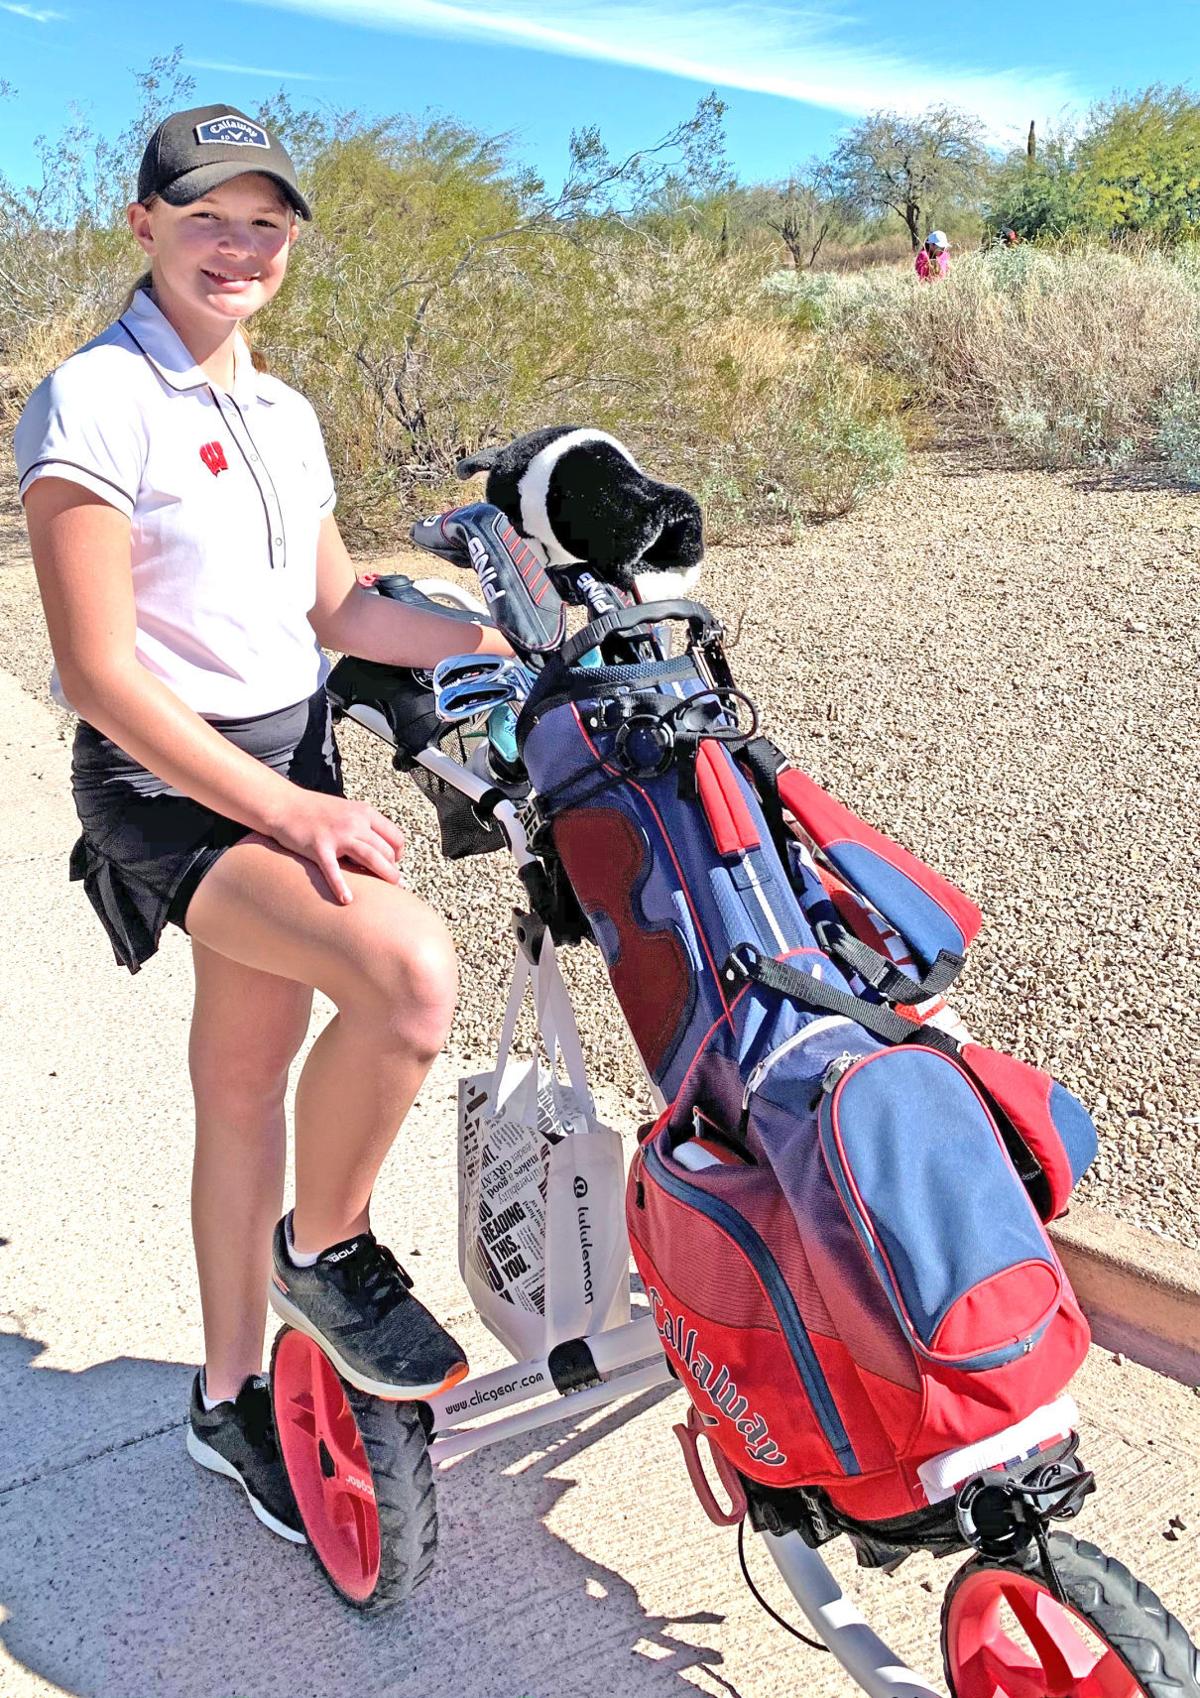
[14,288,335,718]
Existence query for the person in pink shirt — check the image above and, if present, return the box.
[915,231,950,281]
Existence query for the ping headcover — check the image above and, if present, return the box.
[409,502,566,663]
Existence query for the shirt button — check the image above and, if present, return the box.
[249,452,258,462]
[274,537,282,546]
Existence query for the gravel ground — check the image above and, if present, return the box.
[2,450,1197,1246]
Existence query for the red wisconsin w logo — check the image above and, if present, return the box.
[199,441,228,476]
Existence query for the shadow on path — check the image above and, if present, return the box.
[1,1326,733,1698]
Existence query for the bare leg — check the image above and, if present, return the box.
[188,940,313,1402]
[182,834,458,1259]
[290,999,442,1253]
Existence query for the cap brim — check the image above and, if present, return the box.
[156,161,311,221]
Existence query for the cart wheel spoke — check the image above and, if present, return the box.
[1005,1581,1105,1693]
[968,1637,1049,1698]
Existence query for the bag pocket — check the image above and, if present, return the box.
[629,1130,861,1482]
[777,767,981,977]
[817,1048,1062,1370]
[553,803,699,1080]
[956,1044,1098,1222]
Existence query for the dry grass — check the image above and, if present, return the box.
[769,245,1200,471]
[813,234,916,272]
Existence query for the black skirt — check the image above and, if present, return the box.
[69,687,344,972]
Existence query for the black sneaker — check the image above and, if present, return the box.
[187,1372,306,1544]
[269,1216,468,1399]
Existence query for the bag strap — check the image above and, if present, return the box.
[489,949,534,1110]
[531,932,596,1118]
[723,944,961,1057]
[554,599,720,671]
[737,734,792,865]
[813,920,964,1005]
[737,736,965,1005]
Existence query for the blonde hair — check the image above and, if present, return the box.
[120,269,154,315]
[121,193,269,372]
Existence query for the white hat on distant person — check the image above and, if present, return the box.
[926,230,950,249]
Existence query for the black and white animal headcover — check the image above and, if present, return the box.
[456,426,704,598]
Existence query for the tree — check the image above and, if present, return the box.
[1075,86,1200,241]
[0,50,199,355]
[757,164,849,268]
[987,88,1200,244]
[830,105,988,249]
[275,96,731,482]
[986,130,1085,241]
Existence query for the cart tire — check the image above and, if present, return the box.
[270,1325,437,1614]
[942,1532,1200,1698]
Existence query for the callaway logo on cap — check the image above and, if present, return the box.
[195,114,271,149]
[137,103,312,220]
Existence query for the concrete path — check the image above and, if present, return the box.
[2,669,1198,1698]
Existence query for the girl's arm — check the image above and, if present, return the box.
[24,480,403,903]
[309,514,513,665]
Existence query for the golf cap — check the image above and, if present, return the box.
[926,230,950,249]
[137,105,312,221]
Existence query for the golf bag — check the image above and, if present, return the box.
[515,599,1096,1527]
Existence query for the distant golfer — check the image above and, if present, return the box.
[915,231,950,281]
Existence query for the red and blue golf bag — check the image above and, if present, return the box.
[513,590,1097,1532]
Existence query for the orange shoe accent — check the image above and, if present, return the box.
[437,1360,470,1395]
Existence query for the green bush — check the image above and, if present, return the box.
[2,98,910,542]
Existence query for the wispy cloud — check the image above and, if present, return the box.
[235,0,1081,141]
[183,56,327,82]
[0,2,66,20]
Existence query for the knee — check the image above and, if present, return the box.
[189,999,310,1120]
[189,1037,296,1121]
[346,915,458,1061]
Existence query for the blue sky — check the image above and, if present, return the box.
[1,0,1196,196]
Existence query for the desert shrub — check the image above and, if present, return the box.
[0,224,133,408]
[791,400,908,518]
[261,188,908,540]
[773,246,1200,475]
[588,283,908,532]
[1153,382,1200,482]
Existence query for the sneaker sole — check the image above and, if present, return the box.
[186,1426,307,1545]
[268,1282,469,1401]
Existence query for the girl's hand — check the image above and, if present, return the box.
[268,790,405,904]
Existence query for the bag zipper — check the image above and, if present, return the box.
[739,1016,858,1134]
[821,1051,860,1094]
[643,1140,860,1475]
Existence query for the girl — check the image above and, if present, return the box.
[14,104,509,1542]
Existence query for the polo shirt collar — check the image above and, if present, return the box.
[119,287,264,406]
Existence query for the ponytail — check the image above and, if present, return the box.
[119,270,154,315]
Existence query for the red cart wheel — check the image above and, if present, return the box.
[270,1326,437,1614]
[942,1533,1200,1698]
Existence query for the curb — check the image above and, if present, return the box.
[1050,1201,1200,1387]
